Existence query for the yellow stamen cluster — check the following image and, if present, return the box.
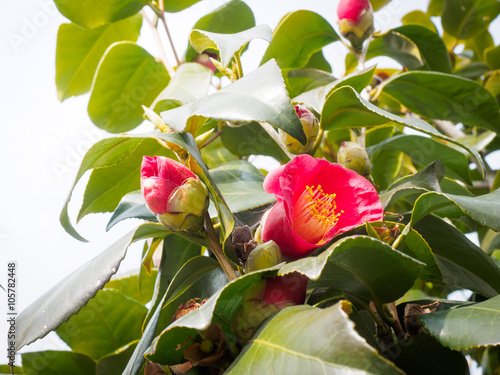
[293,185,343,244]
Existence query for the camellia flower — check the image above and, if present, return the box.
[261,154,383,258]
[279,105,319,155]
[141,156,208,231]
[337,0,374,52]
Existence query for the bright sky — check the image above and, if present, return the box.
[1,0,498,367]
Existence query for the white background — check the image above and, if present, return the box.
[1,0,498,368]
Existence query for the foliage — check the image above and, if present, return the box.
[12,0,500,374]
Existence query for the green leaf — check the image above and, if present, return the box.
[294,66,376,113]
[371,150,403,190]
[280,236,424,304]
[208,160,276,216]
[367,134,472,185]
[409,188,500,232]
[185,0,255,63]
[56,15,142,101]
[320,86,485,172]
[151,63,212,113]
[421,294,500,349]
[261,10,340,70]
[96,341,138,375]
[54,0,147,29]
[390,25,452,73]
[160,60,306,145]
[346,31,423,73]
[15,226,154,351]
[427,0,444,16]
[105,269,157,305]
[221,122,289,162]
[0,365,22,374]
[56,289,147,360]
[401,10,438,32]
[465,29,494,62]
[163,0,201,12]
[22,351,96,375]
[415,215,500,297]
[77,139,173,223]
[144,268,280,364]
[226,303,403,374]
[442,0,500,40]
[106,190,156,231]
[190,24,272,68]
[88,42,170,133]
[455,61,491,80]
[486,45,500,69]
[286,68,336,98]
[380,161,444,208]
[381,71,500,133]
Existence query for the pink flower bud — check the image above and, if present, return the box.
[192,52,217,73]
[337,0,374,52]
[141,156,208,231]
[262,272,308,308]
[279,105,319,155]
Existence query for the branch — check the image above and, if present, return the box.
[140,10,175,77]
[158,0,181,66]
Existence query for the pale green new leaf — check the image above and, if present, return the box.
[56,15,142,101]
[190,24,272,68]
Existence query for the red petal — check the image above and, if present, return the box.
[263,273,308,306]
[337,0,371,22]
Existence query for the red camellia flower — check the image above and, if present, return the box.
[141,156,208,231]
[261,154,383,258]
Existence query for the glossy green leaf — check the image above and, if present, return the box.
[56,15,142,101]
[466,29,494,62]
[294,66,376,113]
[0,365,22,374]
[320,86,485,173]
[260,10,340,70]
[421,294,500,349]
[190,24,272,68]
[427,0,444,16]
[105,269,157,305]
[455,62,491,80]
[399,228,443,280]
[346,31,422,73]
[381,71,500,133]
[380,161,444,208]
[185,0,255,62]
[88,42,170,133]
[280,236,424,304]
[371,0,392,11]
[390,25,452,73]
[401,10,438,32]
[409,187,500,232]
[221,122,289,162]
[160,60,306,145]
[144,268,280,364]
[486,45,500,69]
[14,227,153,351]
[286,68,336,98]
[442,0,500,40]
[56,289,147,360]
[367,134,472,185]
[54,0,147,29]
[106,190,156,231]
[208,160,276,216]
[371,150,403,190]
[22,351,96,375]
[96,341,137,375]
[77,139,173,224]
[151,63,212,113]
[226,303,403,374]
[415,215,500,297]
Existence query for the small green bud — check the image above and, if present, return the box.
[279,105,319,155]
[245,240,282,273]
[199,339,214,354]
[337,141,371,176]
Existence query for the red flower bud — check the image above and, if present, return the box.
[261,154,383,258]
[141,156,208,231]
[279,105,319,155]
[262,272,308,308]
[337,0,374,52]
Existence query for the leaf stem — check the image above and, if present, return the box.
[309,127,324,156]
[141,9,175,77]
[234,49,244,79]
[204,212,238,281]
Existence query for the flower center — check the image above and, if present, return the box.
[293,185,343,244]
